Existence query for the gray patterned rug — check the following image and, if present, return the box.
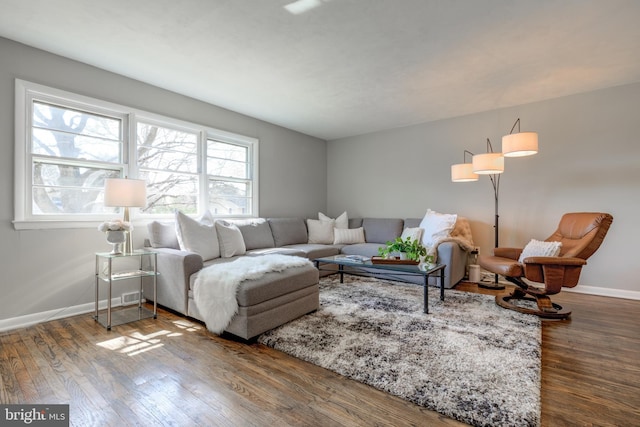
[258,275,541,427]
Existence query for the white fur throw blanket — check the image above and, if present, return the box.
[192,254,313,334]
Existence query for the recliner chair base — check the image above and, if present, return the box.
[496,287,571,320]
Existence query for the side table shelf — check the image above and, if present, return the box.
[95,250,158,330]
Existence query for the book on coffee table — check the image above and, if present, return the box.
[335,255,370,263]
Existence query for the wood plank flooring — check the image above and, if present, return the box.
[1,283,639,426]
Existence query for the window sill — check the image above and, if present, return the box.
[13,220,110,230]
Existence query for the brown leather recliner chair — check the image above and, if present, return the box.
[479,212,613,319]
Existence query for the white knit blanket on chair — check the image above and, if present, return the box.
[192,254,313,334]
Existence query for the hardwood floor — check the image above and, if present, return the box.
[1,283,638,426]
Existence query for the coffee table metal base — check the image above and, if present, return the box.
[314,257,446,314]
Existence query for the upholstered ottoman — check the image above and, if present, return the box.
[187,263,319,340]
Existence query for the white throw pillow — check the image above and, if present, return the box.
[175,210,220,261]
[215,220,247,258]
[419,209,458,248]
[319,211,349,229]
[307,219,335,244]
[148,221,179,249]
[401,227,424,243]
[333,227,366,245]
[518,239,562,263]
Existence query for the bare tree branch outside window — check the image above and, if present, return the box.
[31,102,121,215]
[21,83,257,222]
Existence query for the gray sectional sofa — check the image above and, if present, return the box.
[143,216,469,339]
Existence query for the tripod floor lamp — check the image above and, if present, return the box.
[451,118,538,289]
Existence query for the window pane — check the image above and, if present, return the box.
[32,102,122,161]
[33,102,121,140]
[141,170,198,214]
[32,162,120,214]
[19,81,258,223]
[208,180,250,215]
[139,145,198,173]
[32,128,121,161]
[138,123,198,173]
[207,140,248,179]
[208,141,247,161]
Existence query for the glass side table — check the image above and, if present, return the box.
[94,250,158,330]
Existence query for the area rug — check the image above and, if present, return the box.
[258,275,541,427]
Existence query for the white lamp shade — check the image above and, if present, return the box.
[472,153,504,174]
[451,163,479,182]
[502,132,538,157]
[104,178,147,207]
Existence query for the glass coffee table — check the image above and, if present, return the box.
[314,255,446,313]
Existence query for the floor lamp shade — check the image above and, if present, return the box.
[104,178,147,208]
[472,153,504,174]
[451,163,479,182]
[502,132,538,157]
[450,118,538,290]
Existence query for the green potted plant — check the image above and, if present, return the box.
[378,236,429,262]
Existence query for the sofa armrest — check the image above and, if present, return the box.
[436,242,467,288]
[143,247,203,315]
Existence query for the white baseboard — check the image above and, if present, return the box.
[0,297,124,333]
[563,285,640,301]
[477,270,640,301]
[1,283,637,334]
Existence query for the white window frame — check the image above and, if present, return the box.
[134,113,203,217]
[14,79,259,230]
[205,130,259,218]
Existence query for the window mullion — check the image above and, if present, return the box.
[199,130,207,216]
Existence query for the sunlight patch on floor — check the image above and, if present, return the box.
[97,330,170,356]
[95,319,203,356]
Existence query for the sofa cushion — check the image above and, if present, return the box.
[189,263,318,307]
[403,218,422,228]
[307,219,335,244]
[246,247,307,257]
[349,218,364,228]
[362,218,404,244]
[175,210,220,261]
[215,220,247,258]
[268,218,308,247]
[236,264,318,307]
[282,244,341,259]
[147,221,179,249]
[236,219,275,250]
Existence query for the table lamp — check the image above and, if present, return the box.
[104,178,147,254]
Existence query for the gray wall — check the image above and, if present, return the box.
[0,37,327,324]
[328,83,640,294]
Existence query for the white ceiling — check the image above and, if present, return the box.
[1,0,640,140]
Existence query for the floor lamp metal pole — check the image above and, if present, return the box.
[478,172,505,290]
